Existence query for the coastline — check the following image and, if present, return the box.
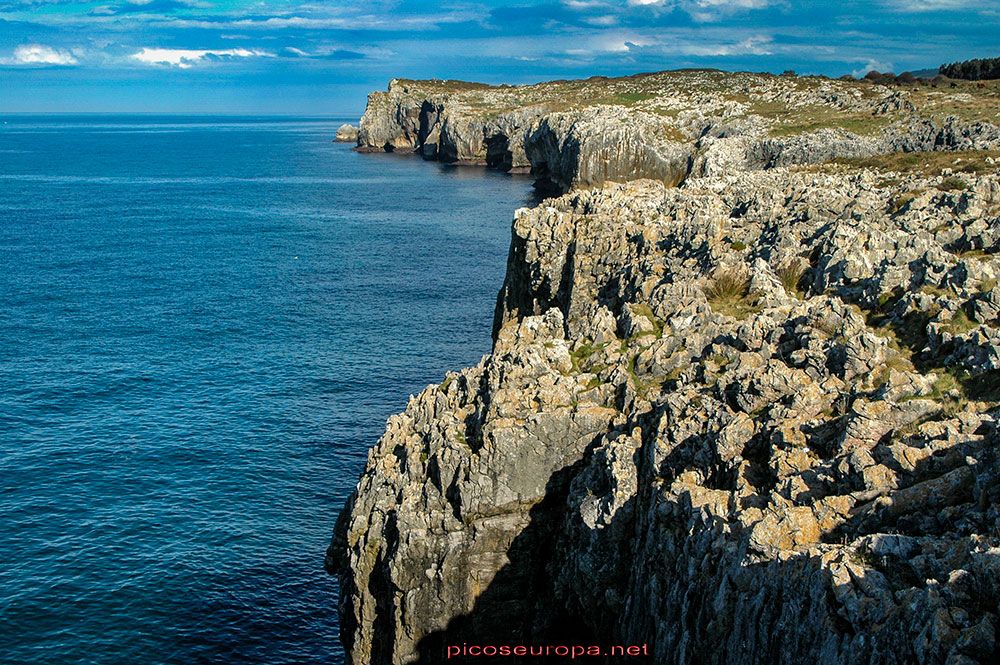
[331,70,1000,664]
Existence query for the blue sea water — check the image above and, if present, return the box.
[0,116,535,664]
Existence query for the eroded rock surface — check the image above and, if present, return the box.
[330,168,1000,664]
[335,123,359,142]
[354,71,1000,193]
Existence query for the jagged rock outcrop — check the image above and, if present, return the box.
[354,72,1000,194]
[335,123,359,142]
[330,72,1000,665]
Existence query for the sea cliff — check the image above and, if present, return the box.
[329,70,1000,664]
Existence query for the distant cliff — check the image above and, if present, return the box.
[353,70,1000,193]
[329,70,1000,665]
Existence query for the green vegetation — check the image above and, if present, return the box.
[662,366,684,385]
[455,429,482,449]
[612,92,656,105]
[889,191,922,215]
[568,341,606,374]
[955,248,995,261]
[942,307,978,335]
[777,260,806,298]
[704,268,762,319]
[394,67,1000,142]
[902,369,975,417]
[909,82,1000,124]
[863,289,999,411]
[629,303,665,340]
[938,175,969,192]
[940,57,1000,81]
[710,353,731,368]
[821,151,1000,178]
[739,97,891,137]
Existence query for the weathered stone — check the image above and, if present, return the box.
[335,123,359,142]
[332,76,1000,665]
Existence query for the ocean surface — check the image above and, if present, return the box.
[0,116,536,664]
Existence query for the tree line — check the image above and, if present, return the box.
[939,57,1000,81]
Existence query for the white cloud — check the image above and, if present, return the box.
[564,0,610,8]
[584,14,620,25]
[131,47,273,68]
[9,44,78,65]
[565,33,656,55]
[625,0,772,16]
[689,34,773,55]
[851,59,893,77]
[880,0,981,10]
[694,0,770,7]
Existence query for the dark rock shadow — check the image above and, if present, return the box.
[410,453,639,664]
[359,399,1000,664]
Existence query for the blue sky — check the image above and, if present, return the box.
[0,0,997,114]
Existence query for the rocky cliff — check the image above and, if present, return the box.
[354,70,1000,193]
[329,71,1000,665]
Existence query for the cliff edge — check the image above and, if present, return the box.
[353,70,1000,193]
[329,71,1000,665]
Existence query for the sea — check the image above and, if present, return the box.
[0,116,536,664]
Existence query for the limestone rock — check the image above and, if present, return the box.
[332,75,1000,665]
[335,123,359,143]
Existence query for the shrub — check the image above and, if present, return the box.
[777,259,806,298]
[938,176,969,192]
[704,268,761,319]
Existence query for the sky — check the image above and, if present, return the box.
[0,0,997,115]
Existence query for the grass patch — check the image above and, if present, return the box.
[919,284,951,298]
[938,175,969,192]
[777,259,806,298]
[662,366,684,385]
[908,84,1000,125]
[889,190,923,215]
[568,341,604,374]
[629,303,665,339]
[710,353,731,368]
[872,352,916,390]
[943,307,978,335]
[748,102,890,137]
[704,268,762,319]
[611,92,656,105]
[439,376,455,392]
[829,151,1000,178]
[955,248,996,261]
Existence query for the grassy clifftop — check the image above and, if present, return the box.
[382,69,1000,136]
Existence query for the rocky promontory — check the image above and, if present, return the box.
[329,70,1000,664]
[353,70,1000,193]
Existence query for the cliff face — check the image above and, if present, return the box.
[354,71,1000,193]
[330,72,1000,665]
